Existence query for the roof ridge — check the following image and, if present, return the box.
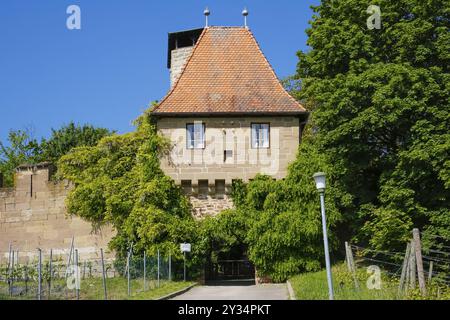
[207,26,247,28]
[152,27,209,113]
[244,28,305,111]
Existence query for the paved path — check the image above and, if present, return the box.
[171,284,289,300]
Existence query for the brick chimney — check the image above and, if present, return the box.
[167,28,203,87]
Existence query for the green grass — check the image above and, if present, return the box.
[80,278,195,300]
[0,278,195,300]
[289,263,399,300]
[290,263,450,300]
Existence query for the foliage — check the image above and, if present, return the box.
[40,122,113,164]
[203,134,344,282]
[198,209,249,265]
[58,111,196,259]
[292,0,449,250]
[0,128,41,187]
[0,123,112,188]
[245,142,343,281]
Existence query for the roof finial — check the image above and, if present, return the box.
[242,7,249,29]
[204,7,211,28]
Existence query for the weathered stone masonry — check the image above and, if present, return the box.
[0,163,114,261]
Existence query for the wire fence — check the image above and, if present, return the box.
[345,229,450,299]
[420,232,450,285]
[0,245,190,300]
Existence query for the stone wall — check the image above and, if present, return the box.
[0,164,114,262]
[157,115,300,216]
[190,195,234,219]
[157,116,301,185]
[170,46,194,87]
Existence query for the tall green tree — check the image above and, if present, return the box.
[40,122,112,164]
[0,123,112,188]
[294,0,449,250]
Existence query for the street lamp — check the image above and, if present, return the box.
[313,172,334,300]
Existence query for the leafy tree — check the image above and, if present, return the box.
[0,123,112,187]
[293,0,449,250]
[40,122,112,164]
[58,112,196,259]
[198,209,249,265]
[0,128,42,187]
[243,132,343,281]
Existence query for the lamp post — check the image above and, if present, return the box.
[313,172,334,300]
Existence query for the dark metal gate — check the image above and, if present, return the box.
[206,260,255,282]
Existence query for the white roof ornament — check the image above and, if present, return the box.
[242,7,249,29]
[204,7,211,28]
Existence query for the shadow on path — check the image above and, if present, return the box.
[204,279,256,287]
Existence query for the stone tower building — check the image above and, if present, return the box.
[152,26,308,218]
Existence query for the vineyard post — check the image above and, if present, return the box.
[428,261,433,284]
[345,242,352,272]
[37,248,42,301]
[169,252,172,282]
[10,250,14,296]
[143,251,147,292]
[100,248,108,300]
[48,249,53,300]
[7,244,12,297]
[413,229,427,296]
[157,249,161,288]
[75,249,80,300]
[408,240,416,290]
[346,243,359,289]
[398,242,411,296]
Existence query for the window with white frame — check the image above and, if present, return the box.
[186,122,205,149]
[251,123,270,149]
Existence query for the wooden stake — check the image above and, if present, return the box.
[413,229,427,296]
[345,242,352,272]
[346,243,359,289]
[408,240,416,290]
[405,248,411,294]
[398,242,411,296]
[428,261,433,284]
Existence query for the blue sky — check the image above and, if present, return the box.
[0,0,319,144]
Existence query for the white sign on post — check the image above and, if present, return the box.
[180,243,191,253]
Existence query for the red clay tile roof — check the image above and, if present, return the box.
[152,27,306,116]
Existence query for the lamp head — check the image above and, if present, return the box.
[313,172,326,193]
